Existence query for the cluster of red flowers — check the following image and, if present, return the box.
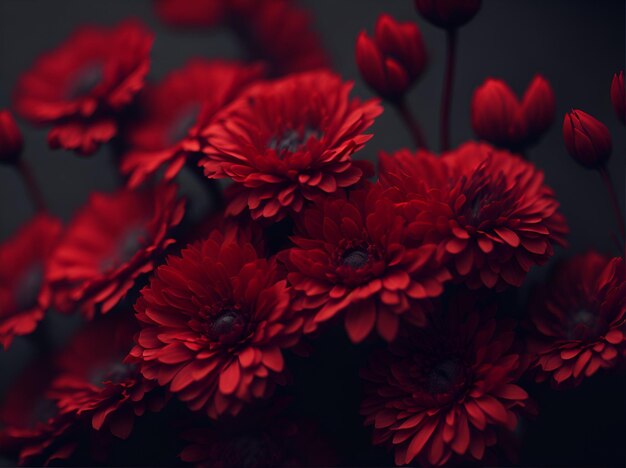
[0,0,624,466]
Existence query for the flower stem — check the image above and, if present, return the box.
[440,28,458,152]
[17,159,46,212]
[395,100,429,150]
[598,165,625,241]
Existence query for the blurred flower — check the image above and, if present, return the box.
[562,109,612,169]
[414,0,482,29]
[200,70,381,220]
[130,230,302,418]
[527,252,626,387]
[121,60,264,188]
[48,314,168,440]
[471,75,555,150]
[47,184,185,318]
[154,0,226,27]
[0,214,63,349]
[361,296,529,466]
[13,21,153,155]
[610,70,624,124]
[379,142,568,289]
[0,109,23,164]
[356,14,427,101]
[283,184,450,343]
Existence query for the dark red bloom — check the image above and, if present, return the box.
[180,406,337,467]
[283,185,450,343]
[361,298,529,466]
[356,14,428,101]
[527,252,626,387]
[154,0,329,75]
[0,109,23,164]
[471,75,555,150]
[200,70,381,220]
[414,0,482,29]
[48,314,167,440]
[611,71,625,123]
[562,109,612,169]
[13,21,153,155]
[379,142,568,289]
[47,184,185,318]
[130,231,302,418]
[121,60,263,188]
[0,214,63,349]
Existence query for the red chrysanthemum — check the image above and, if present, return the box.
[283,184,450,343]
[13,20,153,155]
[200,70,382,220]
[0,214,62,349]
[361,298,530,466]
[48,314,168,440]
[527,252,626,386]
[121,60,264,188]
[380,142,568,289]
[0,361,78,466]
[180,405,337,467]
[130,230,302,418]
[154,0,329,75]
[47,184,185,318]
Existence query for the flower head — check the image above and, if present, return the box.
[562,109,612,169]
[361,297,529,466]
[0,109,24,164]
[414,0,482,29]
[130,230,302,418]
[380,142,568,289]
[122,60,263,188]
[356,14,427,101]
[200,70,381,220]
[610,70,624,124]
[471,75,555,150]
[0,214,63,349]
[47,184,185,318]
[13,21,153,155]
[527,252,626,387]
[283,184,450,343]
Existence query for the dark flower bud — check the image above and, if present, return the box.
[356,14,427,101]
[414,0,482,29]
[521,74,556,144]
[610,71,624,124]
[562,110,612,169]
[0,109,23,164]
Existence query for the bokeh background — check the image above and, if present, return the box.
[0,0,624,466]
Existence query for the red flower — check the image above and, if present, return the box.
[611,71,625,124]
[47,184,185,318]
[356,14,428,101]
[527,252,626,387]
[154,0,329,75]
[471,75,555,150]
[130,231,302,418]
[121,60,263,188]
[200,70,381,220]
[380,142,568,289]
[180,405,337,467]
[13,21,153,155]
[48,314,167,440]
[283,185,450,343]
[0,109,23,164]
[563,109,613,169]
[414,0,482,29]
[0,214,63,349]
[361,298,529,466]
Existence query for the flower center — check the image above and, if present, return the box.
[100,226,148,272]
[566,306,604,339]
[68,63,104,99]
[341,248,369,269]
[207,308,248,345]
[15,263,44,311]
[268,127,320,158]
[90,361,136,386]
[427,359,464,395]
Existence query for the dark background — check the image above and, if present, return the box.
[0,0,624,466]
